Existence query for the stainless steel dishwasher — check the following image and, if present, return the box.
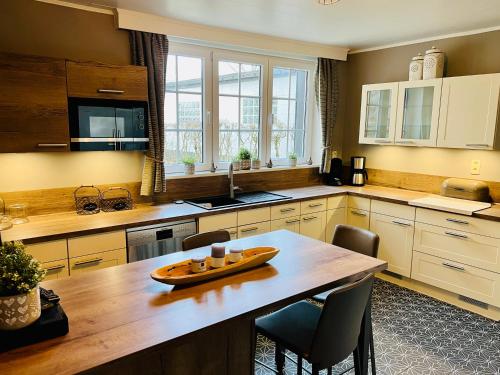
[126,220,197,262]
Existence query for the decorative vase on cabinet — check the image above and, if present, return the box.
[409,53,423,81]
[423,46,445,80]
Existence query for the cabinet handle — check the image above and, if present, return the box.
[392,220,411,227]
[303,216,317,221]
[240,227,258,233]
[350,210,367,217]
[446,218,469,225]
[395,140,415,144]
[45,264,66,271]
[74,257,103,266]
[442,262,465,271]
[444,231,468,239]
[374,140,391,144]
[308,203,323,208]
[280,207,296,213]
[97,89,125,94]
[465,144,489,148]
[37,143,68,148]
[285,219,301,224]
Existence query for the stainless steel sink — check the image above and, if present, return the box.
[186,191,290,210]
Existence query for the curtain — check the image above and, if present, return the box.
[315,58,339,174]
[130,31,169,195]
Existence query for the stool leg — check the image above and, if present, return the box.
[275,343,285,374]
[311,364,320,375]
[327,366,333,375]
[353,347,361,375]
[297,356,303,375]
[370,330,376,375]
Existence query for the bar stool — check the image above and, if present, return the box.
[182,230,231,251]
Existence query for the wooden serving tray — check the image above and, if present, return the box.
[150,247,279,286]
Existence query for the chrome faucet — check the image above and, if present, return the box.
[228,163,241,199]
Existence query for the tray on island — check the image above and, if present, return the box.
[150,246,279,286]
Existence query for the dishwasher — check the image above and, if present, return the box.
[126,220,197,263]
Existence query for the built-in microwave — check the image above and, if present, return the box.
[68,98,149,151]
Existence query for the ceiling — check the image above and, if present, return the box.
[63,0,500,50]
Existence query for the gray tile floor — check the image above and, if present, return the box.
[255,279,500,375]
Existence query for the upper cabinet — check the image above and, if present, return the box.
[437,74,500,150]
[358,82,398,145]
[0,53,70,152]
[66,61,148,101]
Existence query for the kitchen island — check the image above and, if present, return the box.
[0,230,386,375]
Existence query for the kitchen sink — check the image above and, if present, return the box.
[186,191,290,210]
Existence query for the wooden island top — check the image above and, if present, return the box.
[0,230,386,375]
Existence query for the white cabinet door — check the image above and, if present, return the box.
[359,82,399,145]
[437,74,500,149]
[325,208,346,244]
[300,211,327,241]
[395,79,442,147]
[370,213,414,277]
[346,208,370,230]
[270,216,301,234]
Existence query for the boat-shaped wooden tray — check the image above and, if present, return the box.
[150,246,279,286]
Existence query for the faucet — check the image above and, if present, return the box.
[228,163,241,199]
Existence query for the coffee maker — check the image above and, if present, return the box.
[325,158,344,186]
[350,156,368,186]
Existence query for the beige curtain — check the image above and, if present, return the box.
[130,31,169,195]
[315,58,339,174]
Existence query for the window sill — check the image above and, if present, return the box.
[165,164,319,180]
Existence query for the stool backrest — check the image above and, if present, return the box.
[332,224,379,258]
[182,230,231,251]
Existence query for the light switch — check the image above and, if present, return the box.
[470,160,480,175]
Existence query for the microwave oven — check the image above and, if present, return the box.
[69,98,149,151]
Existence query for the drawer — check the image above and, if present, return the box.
[25,240,68,263]
[271,202,300,220]
[371,200,415,221]
[347,196,371,211]
[414,222,500,273]
[198,212,237,232]
[41,259,70,281]
[300,198,327,215]
[68,230,126,258]
[69,248,127,276]
[416,208,500,239]
[327,195,347,210]
[238,207,270,226]
[226,227,238,240]
[270,216,301,234]
[347,208,370,230]
[238,221,270,239]
[411,251,500,308]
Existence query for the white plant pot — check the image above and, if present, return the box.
[184,164,195,175]
[231,161,241,171]
[289,159,297,167]
[240,159,251,170]
[0,286,41,330]
[251,160,261,169]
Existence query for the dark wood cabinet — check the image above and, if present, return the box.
[66,61,148,101]
[0,53,70,153]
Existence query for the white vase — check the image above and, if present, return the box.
[423,46,445,79]
[184,164,195,175]
[251,160,261,169]
[409,53,423,81]
[231,161,241,171]
[289,159,297,167]
[240,159,251,170]
[0,286,41,330]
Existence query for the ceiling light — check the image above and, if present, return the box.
[318,0,341,4]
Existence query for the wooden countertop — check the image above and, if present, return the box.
[0,231,387,375]
[1,184,499,243]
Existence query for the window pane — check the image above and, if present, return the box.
[289,130,305,157]
[240,64,260,97]
[291,69,307,100]
[272,99,288,131]
[272,68,290,97]
[219,96,239,130]
[219,61,239,95]
[239,131,259,158]
[178,94,202,130]
[177,56,202,93]
[179,131,203,162]
[219,131,238,162]
[240,97,260,130]
[289,100,296,130]
[270,131,287,159]
[165,130,178,163]
[165,93,177,129]
[166,55,176,92]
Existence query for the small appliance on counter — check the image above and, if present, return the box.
[350,156,368,186]
[325,158,344,186]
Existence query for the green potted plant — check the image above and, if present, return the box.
[0,241,46,330]
[182,155,196,175]
[231,156,241,171]
[238,148,251,170]
[288,152,297,167]
[251,156,261,170]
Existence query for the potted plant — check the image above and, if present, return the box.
[251,156,261,170]
[0,241,46,330]
[288,152,297,167]
[182,155,196,175]
[231,156,241,171]
[238,148,251,170]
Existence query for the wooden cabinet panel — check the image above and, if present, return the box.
[226,227,238,240]
[270,202,300,220]
[238,207,270,226]
[325,208,346,244]
[25,239,68,263]
[237,221,270,239]
[300,211,327,241]
[347,208,370,230]
[41,259,70,281]
[66,61,148,101]
[270,216,301,234]
[371,200,415,221]
[300,198,327,215]
[327,195,346,210]
[68,230,126,258]
[0,53,69,152]
[69,248,127,276]
[198,213,238,233]
[347,196,371,211]
[370,213,414,277]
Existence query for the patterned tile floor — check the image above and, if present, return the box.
[255,279,500,375]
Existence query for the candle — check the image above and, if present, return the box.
[228,248,244,263]
[191,257,207,273]
[211,244,226,258]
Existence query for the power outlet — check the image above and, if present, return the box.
[470,160,481,175]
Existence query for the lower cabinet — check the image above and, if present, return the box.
[270,216,301,234]
[370,213,414,277]
[300,211,327,241]
[238,221,270,239]
[325,208,346,244]
[346,208,370,229]
[69,248,127,276]
[41,260,70,281]
[226,227,238,240]
[25,239,70,281]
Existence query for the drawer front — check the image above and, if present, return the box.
[41,259,70,281]
[69,248,127,276]
[371,200,415,221]
[327,195,347,210]
[416,208,500,239]
[238,221,270,239]
[325,208,346,244]
[300,198,327,215]
[270,216,301,234]
[198,212,238,233]
[411,251,500,307]
[414,222,500,273]
[238,207,271,226]
[347,208,370,230]
[300,211,327,241]
[25,240,68,263]
[347,196,371,211]
[68,230,126,258]
[226,227,238,240]
[271,202,301,220]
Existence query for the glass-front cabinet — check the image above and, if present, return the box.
[395,79,442,147]
[358,82,399,144]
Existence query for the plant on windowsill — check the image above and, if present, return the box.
[0,241,46,330]
[251,156,261,170]
[231,156,241,171]
[238,148,251,170]
[182,155,196,175]
[288,152,297,167]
